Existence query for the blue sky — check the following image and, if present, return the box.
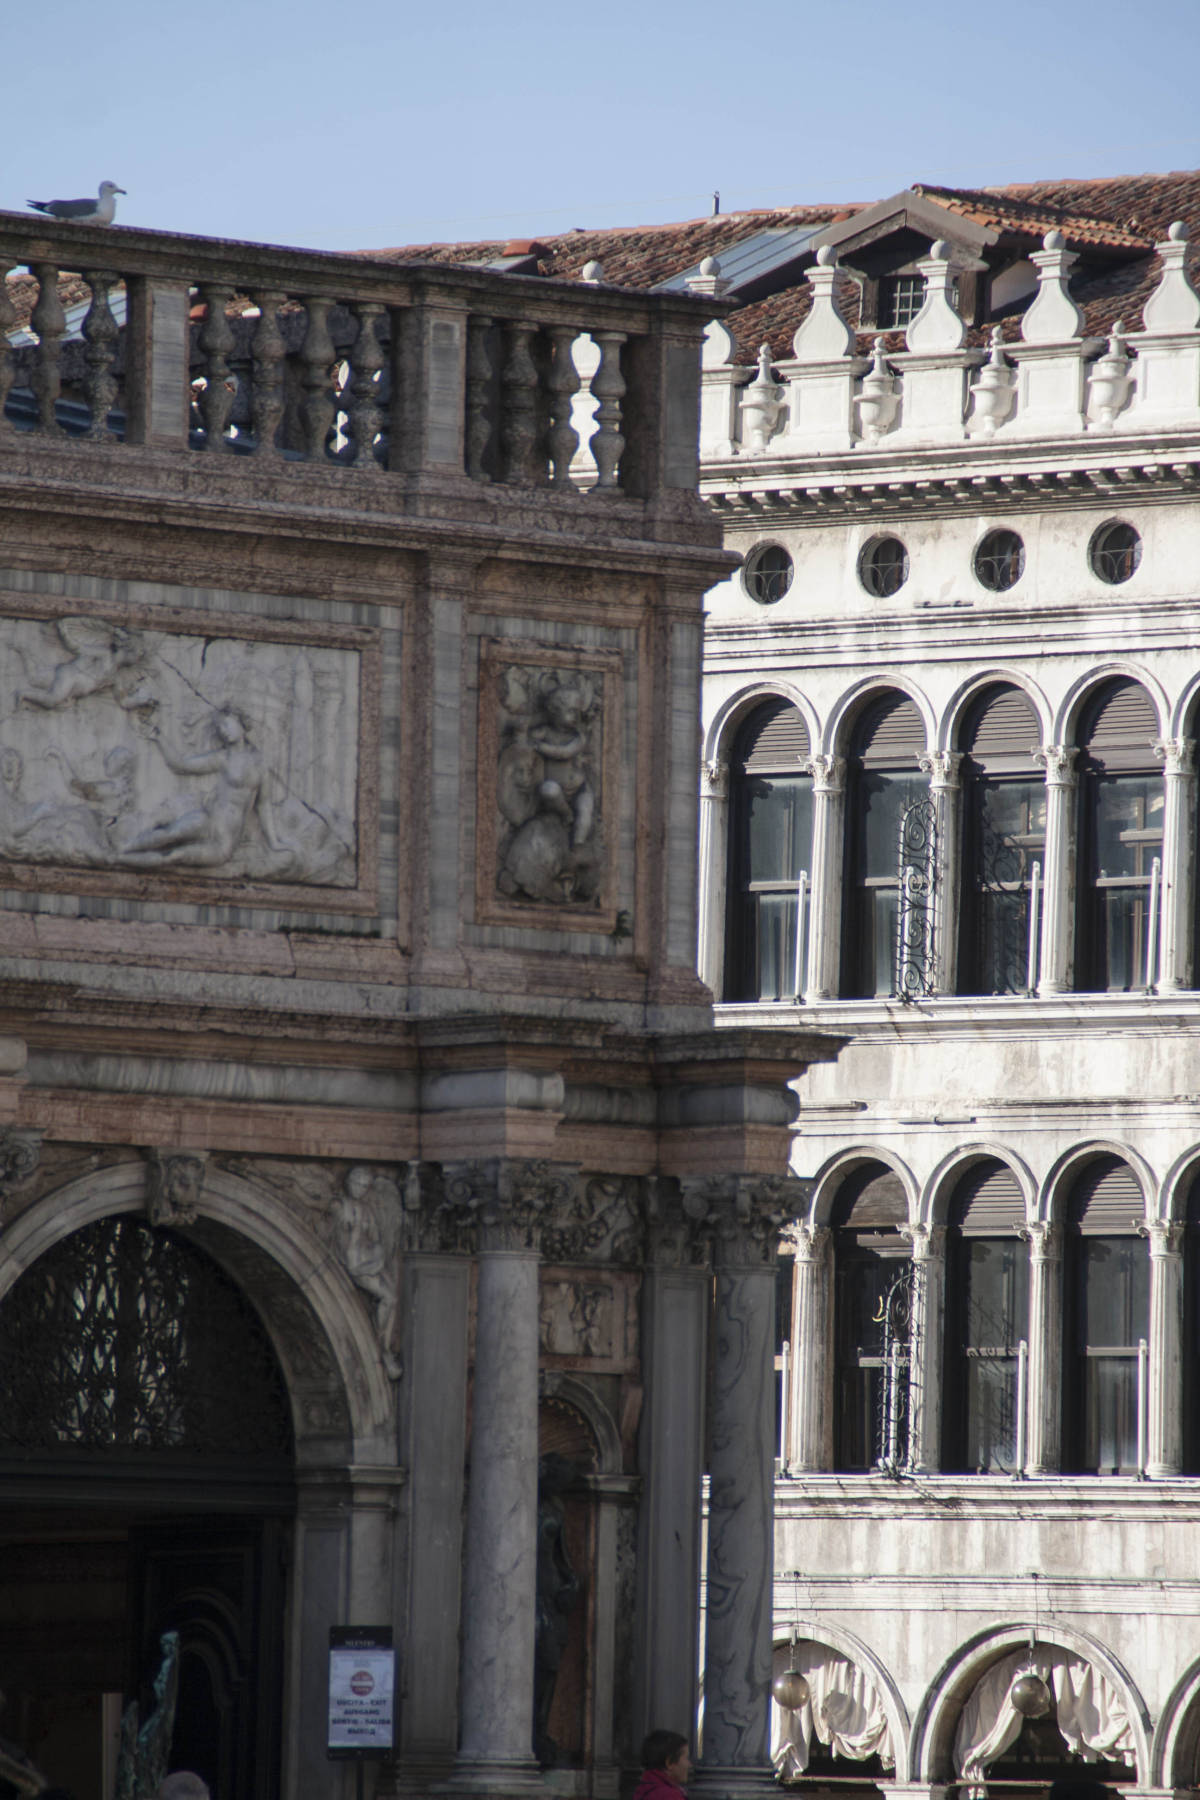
[8,0,1200,254]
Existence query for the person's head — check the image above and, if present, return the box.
[641,1730,691,1786]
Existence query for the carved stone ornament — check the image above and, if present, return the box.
[682,1173,813,1267]
[740,344,783,452]
[0,1128,43,1209]
[332,1165,403,1380]
[144,1149,207,1227]
[1086,321,1135,429]
[443,1158,581,1253]
[538,1277,615,1358]
[540,1174,643,1264]
[0,611,360,893]
[855,338,900,444]
[640,1175,713,1268]
[476,638,622,931]
[968,328,1017,438]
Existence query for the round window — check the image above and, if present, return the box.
[1089,520,1142,585]
[859,536,909,598]
[743,543,794,604]
[974,529,1025,592]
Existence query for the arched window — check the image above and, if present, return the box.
[957,685,1045,995]
[724,700,812,1001]
[1075,679,1163,992]
[842,693,926,998]
[1184,1174,1200,1473]
[1063,1157,1148,1473]
[942,1160,1028,1472]
[832,1165,910,1471]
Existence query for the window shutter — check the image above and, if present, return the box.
[1068,1157,1144,1233]
[833,1164,908,1229]
[854,692,924,766]
[1079,679,1157,751]
[949,1160,1025,1234]
[735,700,810,771]
[962,684,1040,759]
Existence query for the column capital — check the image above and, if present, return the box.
[784,1219,829,1263]
[641,1176,711,1268]
[1143,1218,1185,1257]
[1019,1219,1062,1260]
[442,1157,580,1253]
[1034,744,1078,786]
[902,1221,947,1262]
[918,749,963,789]
[681,1173,812,1268]
[1155,736,1196,775]
[703,759,730,797]
[807,752,846,795]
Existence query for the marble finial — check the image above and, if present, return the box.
[581,260,604,283]
[930,239,950,260]
[816,245,836,267]
[700,255,721,277]
[1168,221,1189,241]
[1043,229,1065,251]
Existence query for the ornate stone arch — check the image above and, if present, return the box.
[911,1621,1151,1787]
[941,668,1052,757]
[923,1144,1037,1229]
[1040,1141,1156,1225]
[1152,1655,1200,1787]
[810,1148,918,1229]
[704,681,821,775]
[0,1157,393,1466]
[1054,662,1168,747]
[770,1615,910,1778]
[823,673,935,760]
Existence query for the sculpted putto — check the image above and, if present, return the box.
[495,667,602,906]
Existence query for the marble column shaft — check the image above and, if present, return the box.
[905,1224,946,1473]
[698,761,730,995]
[457,1241,542,1778]
[805,756,845,1001]
[1024,1222,1062,1474]
[1156,739,1195,992]
[1147,1221,1184,1478]
[1035,747,1077,996]
[921,752,962,996]
[787,1225,829,1472]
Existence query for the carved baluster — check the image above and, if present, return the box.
[197,284,236,450]
[299,295,337,460]
[80,268,120,439]
[250,289,286,458]
[500,321,542,483]
[0,266,18,432]
[345,301,386,468]
[30,263,66,433]
[590,329,626,490]
[546,325,580,485]
[465,314,494,479]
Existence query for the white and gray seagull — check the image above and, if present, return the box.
[26,180,126,225]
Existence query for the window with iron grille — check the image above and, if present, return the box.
[743,543,794,605]
[858,536,909,598]
[1089,520,1142,585]
[973,529,1025,592]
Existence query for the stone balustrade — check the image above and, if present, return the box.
[0,211,715,510]
[701,224,1200,461]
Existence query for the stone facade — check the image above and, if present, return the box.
[0,211,837,1800]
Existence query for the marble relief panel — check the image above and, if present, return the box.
[475,637,623,933]
[0,612,361,890]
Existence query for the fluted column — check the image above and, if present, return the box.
[698,760,731,996]
[920,752,962,995]
[1034,747,1078,995]
[786,1223,830,1472]
[905,1224,946,1472]
[1155,739,1195,992]
[1146,1221,1184,1478]
[1023,1222,1062,1473]
[690,1175,809,1800]
[448,1159,577,1794]
[805,755,846,1001]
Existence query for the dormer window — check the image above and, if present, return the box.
[878,274,925,329]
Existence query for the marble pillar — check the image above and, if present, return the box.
[786,1224,829,1472]
[1156,738,1195,992]
[1146,1221,1184,1478]
[805,755,846,1001]
[698,761,730,996]
[690,1176,808,1800]
[1024,1222,1062,1474]
[448,1159,577,1796]
[905,1223,946,1473]
[921,751,962,995]
[633,1177,711,1748]
[1034,746,1077,996]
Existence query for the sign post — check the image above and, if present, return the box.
[328,1626,396,1800]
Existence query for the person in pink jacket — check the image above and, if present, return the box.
[631,1731,692,1800]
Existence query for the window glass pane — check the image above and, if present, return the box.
[836,1243,910,1470]
[965,1353,1019,1473]
[755,892,799,1001]
[981,779,1047,845]
[1085,1355,1139,1473]
[1080,1237,1148,1347]
[1095,775,1163,878]
[965,1238,1029,1349]
[860,771,925,878]
[747,775,812,883]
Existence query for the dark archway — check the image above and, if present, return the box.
[0,1216,295,1800]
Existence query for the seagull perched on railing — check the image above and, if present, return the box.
[26,181,126,225]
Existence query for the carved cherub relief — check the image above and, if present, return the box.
[495,666,602,907]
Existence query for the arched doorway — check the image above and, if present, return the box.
[0,1214,296,1800]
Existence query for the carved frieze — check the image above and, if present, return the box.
[640,1175,712,1269]
[333,1165,403,1380]
[443,1157,580,1253]
[475,638,622,931]
[681,1172,812,1267]
[0,1128,43,1215]
[540,1174,643,1264]
[0,611,360,890]
[539,1278,615,1358]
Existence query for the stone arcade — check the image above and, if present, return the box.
[0,214,837,1798]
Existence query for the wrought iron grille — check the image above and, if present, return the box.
[0,1216,294,1457]
[896,797,937,998]
[979,816,1035,994]
[873,1261,916,1474]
